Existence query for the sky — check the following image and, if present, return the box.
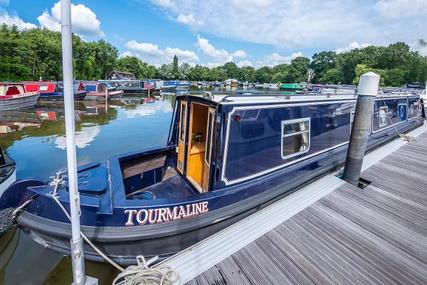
[0,0,426,67]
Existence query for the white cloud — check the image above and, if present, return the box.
[176,13,203,27]
[335,42,371,54]
[233,50,247,58]
[55,125,100,149]
[237,60,252,67]
[375,0,427,18]
[258,52,303,67]
[150,0,427,50]
[37,1,104,37]
[196,35,248,65]
[124,40,199,65]
[0,12,37,30]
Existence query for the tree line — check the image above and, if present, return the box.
[1,24,426,86]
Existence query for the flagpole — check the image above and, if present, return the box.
[60,1,87,284]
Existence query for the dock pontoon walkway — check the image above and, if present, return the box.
[159,124,427,285]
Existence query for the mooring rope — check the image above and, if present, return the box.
[49,176,180,285]
[381,99,416,142]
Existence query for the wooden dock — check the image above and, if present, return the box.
[184,128,427,285]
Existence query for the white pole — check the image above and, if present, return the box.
[61,1,86,284]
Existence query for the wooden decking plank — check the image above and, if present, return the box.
[231,248,281,285]
[308,204,426,284]
[214,257,253,285]
[281,217,381,285]
[272,224,358,284]
[337,185,427,235]
[362,166,427,204]
[265,229,335,285]
[255,235,315,285]
[323,186,427,263]
[233,243,294,285]
[297,208,401,285]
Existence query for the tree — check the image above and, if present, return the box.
[353,64,385,86]
[319,68,344,84]
[311,51,336,82]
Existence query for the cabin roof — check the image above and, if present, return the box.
[180,92,419,106]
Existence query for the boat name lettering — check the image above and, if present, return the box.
[124,201,209,226]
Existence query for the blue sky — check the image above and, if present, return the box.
[1,0,426,67]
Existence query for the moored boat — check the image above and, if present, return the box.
[0,83,40,111]
[84,82,124,100]
[0,147,16,197]
[24,81,86,101]
[1,92,423,265]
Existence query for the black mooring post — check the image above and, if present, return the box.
[343,72,380,186]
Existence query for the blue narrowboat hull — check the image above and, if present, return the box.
[4,94,423,265]
[38,91,86,101]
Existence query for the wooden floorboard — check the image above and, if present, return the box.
[187,128,427,285]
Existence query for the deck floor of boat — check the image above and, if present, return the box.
[131,174,196,200]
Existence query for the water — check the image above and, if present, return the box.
[0,97,175,284]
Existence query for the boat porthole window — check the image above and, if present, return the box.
[379,106,388,128]
[281,118,311,160]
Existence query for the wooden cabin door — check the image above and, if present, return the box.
[177,101,188,174]
[202,108,215,192]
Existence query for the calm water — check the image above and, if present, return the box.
[0,97,175,284]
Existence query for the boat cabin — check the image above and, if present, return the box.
[118,92,423,201]
[0,83,27,97]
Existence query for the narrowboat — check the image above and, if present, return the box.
[1,92,423,265]
[24,81,86,101]
[0,83,40,111]
[84,82,124,100]
[0,147,16,197]
[101,80,146,94]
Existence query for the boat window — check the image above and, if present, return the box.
[179,103,187,142]
[39,85,49,91]
[379,106,388,128]
[281,118,310,159]
[205,112,214,164]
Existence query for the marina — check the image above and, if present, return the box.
[0,0,426,284]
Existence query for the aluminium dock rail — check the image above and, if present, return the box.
[159,124,427,285]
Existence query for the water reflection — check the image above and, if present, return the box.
[0,98,175,284]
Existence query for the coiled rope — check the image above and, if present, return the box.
[49,176,180,285]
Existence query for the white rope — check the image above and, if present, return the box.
[48,176,181,285]
[381,99,416,143]
[112,256,180,285]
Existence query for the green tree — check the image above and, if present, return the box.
[319,68,344,84]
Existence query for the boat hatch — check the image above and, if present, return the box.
[177,100,215,193]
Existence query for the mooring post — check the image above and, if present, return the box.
[343,72,380,186]
[61,1,97,284]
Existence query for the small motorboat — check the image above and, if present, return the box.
[0,146,16,196]
[84,82,124,100]
[0,83,40,111]
[24,81,86,101]
[0,92,423,265]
